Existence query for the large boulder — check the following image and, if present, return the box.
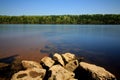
[65,60,79,72]
[53,53,65,66]
[40,57,55,68]
[62,53,76,63]
[11,68,46,80]
[22,60,43,69]
[48,65,76,80]
[79,62,116,80]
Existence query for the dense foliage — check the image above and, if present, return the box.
[0,14,120,24]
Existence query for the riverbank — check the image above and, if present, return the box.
[0,53,118,80]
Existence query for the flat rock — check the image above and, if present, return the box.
[80,62,116,80]
[62,53,76,62]
[11,68,46,80]
[53,53,65,66]
[48,65,76,80]
[40,57,55,68]
[22,60,42,69]
[65,60,79,72]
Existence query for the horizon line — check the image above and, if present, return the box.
[0,13,120,16]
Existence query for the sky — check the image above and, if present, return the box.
[0,0,120,15]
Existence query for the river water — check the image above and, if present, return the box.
[0,24,120,78]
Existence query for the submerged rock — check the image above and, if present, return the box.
[62,53,76,63]
[48,65,76,80]
[0,63,9,68]
[11,68,46,80]
[79,62,116,80]
[40,57,55,68]
[53,53,65,66]
[22,60,42,69]
[65,60,79,72]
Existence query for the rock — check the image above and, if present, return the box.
[48,65,76,80]
[53,53,65,66]
[11,68,46,80]
[11,58,23,73]
[0,63,9,68]
[79,62,116,80]
[22,60,42,69]
[62,53,76,63]
[0,63,11,80]
[65,60,79,72]
[40,57,55,68]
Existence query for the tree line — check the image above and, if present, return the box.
[0,14,120,24]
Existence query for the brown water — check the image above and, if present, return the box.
[0,24,49,61]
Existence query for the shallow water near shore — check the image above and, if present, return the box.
[0,24,120,78]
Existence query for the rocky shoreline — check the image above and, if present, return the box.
[0,53,117,80]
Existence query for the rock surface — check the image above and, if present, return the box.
[53,53,65,66]
[11,68,46,80]
[10,53,117,80]
[48,65,76,80]
[62,53,76,62]
[80,62,116,80]
[65,60,79,72]
[40,57,55,68]
[22,60,43,69]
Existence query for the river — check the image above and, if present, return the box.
[0,24,120,78]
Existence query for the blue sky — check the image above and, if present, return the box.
[0,0,120,15]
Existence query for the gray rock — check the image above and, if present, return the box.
[22,60,43,69]
[48,65,76,80]
[65,60,79,72]
[62,53,76,62]
[53,53,65,66]
[80,62,116,80]
[11,68,46,80]
[40,57,55,68]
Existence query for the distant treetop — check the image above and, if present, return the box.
[0,14,120,24]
